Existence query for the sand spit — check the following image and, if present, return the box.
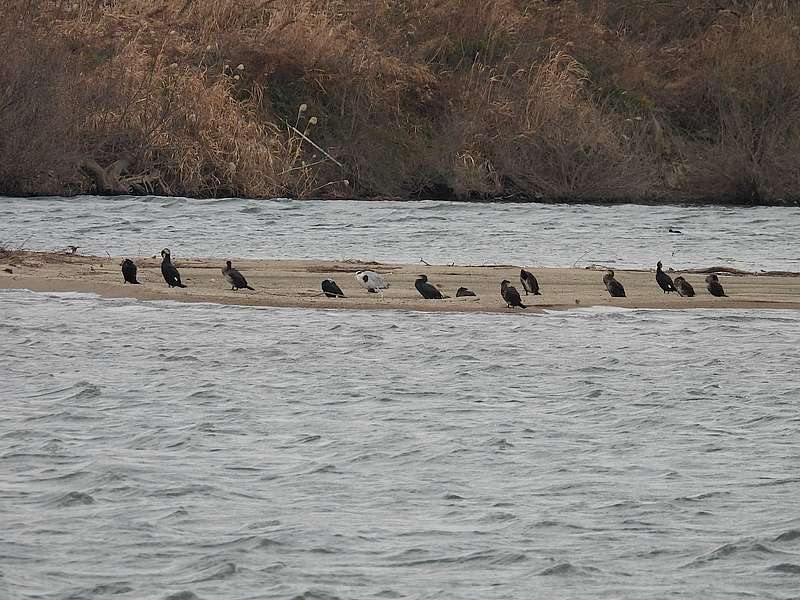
[1,252,799,313]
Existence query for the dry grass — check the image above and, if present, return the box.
[684,3,800,202]
[0,0,798,203]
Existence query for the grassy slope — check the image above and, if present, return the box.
[1,0,799,204]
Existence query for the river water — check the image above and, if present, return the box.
[2,196,800,598]
[2,289,800,599]
[1,195,799,270]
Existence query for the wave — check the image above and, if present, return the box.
[48,491,95,507]
[767,563,800,574]
[683,540,787,568]
[537,562,599,576]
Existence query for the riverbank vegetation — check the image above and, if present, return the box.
[1,0,799,204]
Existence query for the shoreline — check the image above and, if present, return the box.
[2,252,799,314]
[3,192,800,208]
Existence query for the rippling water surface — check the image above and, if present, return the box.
[1,195,799,270]
[2,289,800,599]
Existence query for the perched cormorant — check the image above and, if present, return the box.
[603,270,626,298]
[500,279,526,308]
[222,260,254,290]
[354,270,389,293]
[673,276,695,297]
[520,269,541,295]
[160,248,187,288]
[121,258,140,284]
[705,274,727,297]
[655,261,675,294]
[415,274,443,299]
[456,287,476,297]
[321,279,345,298]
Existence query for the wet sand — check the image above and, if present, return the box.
[1,251,799,313]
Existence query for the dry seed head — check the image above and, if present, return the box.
[309,116,318,125]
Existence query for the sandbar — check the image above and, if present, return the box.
[1,251,799,313]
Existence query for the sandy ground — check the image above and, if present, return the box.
[1,251,799,313]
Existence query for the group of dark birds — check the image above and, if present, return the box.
[601,261,726,300]
[121,248,254,291]
[120,252,727,308]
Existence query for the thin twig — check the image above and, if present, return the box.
[572,250,588,268]
[281,118,343,168]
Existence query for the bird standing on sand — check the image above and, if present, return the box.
[160,248,187,288]
[674,276,695,297]
[222,260,254,290]
[121,259,140,284]
[355,271,389,293]
[415,274,443,299]
[321,279,345,298]
[456,287,476,297]
[603,270,626,298]
[655,261,676,293]
[520,269,541,295]
[500,279,526,308]
[705,274,727,297]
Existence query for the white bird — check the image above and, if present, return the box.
[354,270,389,296]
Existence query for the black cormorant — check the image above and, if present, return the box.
[603,270,626,298]
[160,248,187,288]
[674,276,695,297]
[222,260,254,290]
[456,287,476,297]
[321,279,345,298]
[656,261,675,293]
[520,269,541,295]
[121,259,140,284]
[501,279,526,308]
[415,274,443,299]
[705,274,727,297]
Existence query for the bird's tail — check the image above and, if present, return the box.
[520,303,527,309]
[176,283,187,288]
[132,280,141,285]
[246,285,255,290]
[534,291,541,296]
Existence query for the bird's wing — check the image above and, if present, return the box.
[230,269,248,286]
[353,271,388,290]
[371,273,388,288]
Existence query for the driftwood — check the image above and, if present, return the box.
[81,158,169,195]
[681,266,800,277]
[81,158,130,194]
[581,264,799,277]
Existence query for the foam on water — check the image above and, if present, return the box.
[1,195,800,270]
[2,288,800,599]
